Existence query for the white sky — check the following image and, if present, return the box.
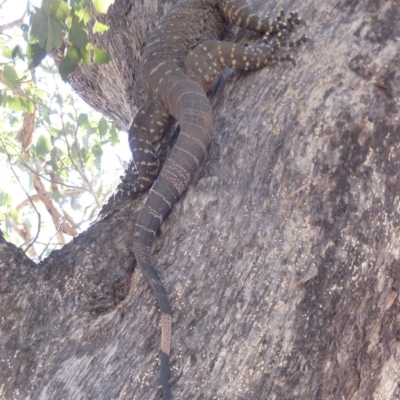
[1,0,34,24]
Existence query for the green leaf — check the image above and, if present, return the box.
[93,0,115,14]
[82,131,89,149]
[30,8,48,48]
[80,47,90,67]
[108,124,119,146]
[94,155,102,171]
[36,135,51,157]
[84,152,94,169]
[75,8,91,25]
[9,208,19,221]
[11,45,24,60]
[70,0,91,9]
[27,43,48,69]
[3,65,19,87]
[5,96,34,113]
[93,21,109,34]
[93,46,110,64]
[80,146,88,161]
[41,108,50,124]
[78,113,89,126]
[46,17,63,52]
[69,15,88,49]
[2,48,13,59]
[48,0,70,20]
[98,117,108,137]
[8,97,24,111]
[0,191,12,207]
[52,190,62,202]
[51,153,58,171]
[71,140,79,161]
[70,195,78,210]
[59,46,81,80]
[22,97,35,113]
[49,127,63,138]
[30,6,64,53]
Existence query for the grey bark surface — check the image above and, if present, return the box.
[1,0,400,399]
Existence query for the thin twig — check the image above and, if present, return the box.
[39,218,65,260]
[52,73,101,207]
[3,137,90,191]
[0,137,41,254]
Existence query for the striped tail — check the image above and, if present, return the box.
[133,72,213,399]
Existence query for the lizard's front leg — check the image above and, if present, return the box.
[217,0,304,33]
[185,28,307,90]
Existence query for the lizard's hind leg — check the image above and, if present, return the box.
[119,99,173,195]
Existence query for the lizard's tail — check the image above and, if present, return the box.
[133,244,172,399]
[133,73,213,399]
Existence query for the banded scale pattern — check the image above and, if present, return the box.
[120,1,308,398]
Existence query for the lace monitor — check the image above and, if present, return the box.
[120,1,307,398]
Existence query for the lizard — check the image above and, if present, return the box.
[119,1,308,398]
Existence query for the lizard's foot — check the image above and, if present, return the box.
[117,160,141,196]
[275,10,306,31]
[262,33,309,49]
[257,10,308,65]
[118,158,158,196]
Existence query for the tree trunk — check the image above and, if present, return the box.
[1,0,400,398]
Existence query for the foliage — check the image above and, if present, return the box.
[0,1,129,261]
[24,0,113,79]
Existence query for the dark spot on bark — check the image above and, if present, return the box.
[348,54,373,80]
[190,353,197,367]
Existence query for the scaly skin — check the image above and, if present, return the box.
[119,1,307,398]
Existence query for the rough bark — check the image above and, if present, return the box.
[1,0,400,399]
